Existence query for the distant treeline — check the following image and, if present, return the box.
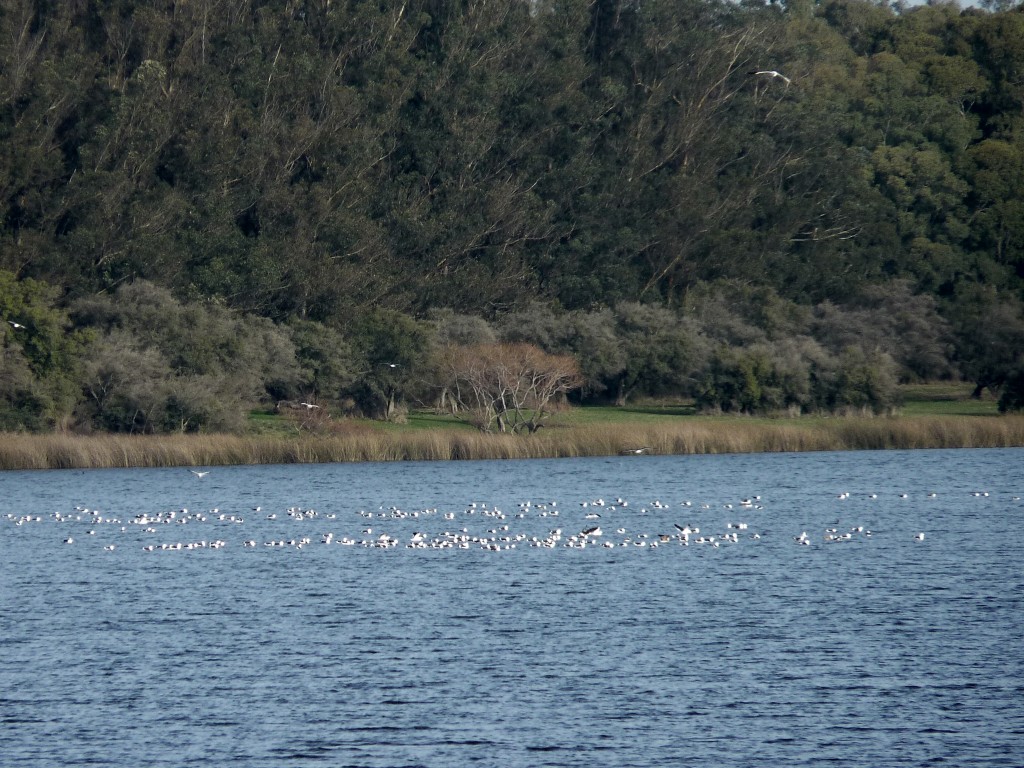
[1,274,1020,432]
[1,0,1024,431]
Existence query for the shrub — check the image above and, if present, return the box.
[70,281,301,432]
[697,337,901,416]
[998,366,1024,413]
[819,347,902,414]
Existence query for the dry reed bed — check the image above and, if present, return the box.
[1,415,1023,471]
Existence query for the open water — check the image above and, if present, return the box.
[1,448,1022,767]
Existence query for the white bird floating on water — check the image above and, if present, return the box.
[7,488,991,554]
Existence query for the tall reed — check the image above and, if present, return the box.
[1,415,1022,470]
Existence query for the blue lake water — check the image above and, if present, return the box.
[1,448,1023,767]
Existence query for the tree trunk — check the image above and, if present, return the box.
[614,378,629,407]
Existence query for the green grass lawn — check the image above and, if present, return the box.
[246,410,301,435]
[897,382,999,416]
[381,411,472,431]
[247,383,1002,434]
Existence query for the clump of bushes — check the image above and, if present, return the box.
[695,340,900,416]
[0,271,1017,434]
[70,282,303,433]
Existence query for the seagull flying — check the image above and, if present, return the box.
[300,402,321,409]
[750,70,791,85]
[7,320,25,329]
[190,470,210,478]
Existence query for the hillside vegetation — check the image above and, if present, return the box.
[1,0,1023,434]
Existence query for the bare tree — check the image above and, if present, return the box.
[439,342,582,433]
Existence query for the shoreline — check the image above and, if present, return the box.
[2,414,1023,471]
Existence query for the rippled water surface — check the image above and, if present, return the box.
[2,448,1023,767]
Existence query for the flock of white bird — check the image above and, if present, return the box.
[5,474,1008,554]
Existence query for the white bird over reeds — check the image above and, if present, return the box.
[299,402,320,409]
[750,69,791,85]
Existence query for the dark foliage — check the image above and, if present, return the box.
[1,0,1022,428]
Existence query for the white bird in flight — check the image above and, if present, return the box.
[190,470,210,478]
[7,320,25,329]
[751,70,791,85]
[300,402,321,409]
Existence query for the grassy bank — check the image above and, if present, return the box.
[1,413,1022,470]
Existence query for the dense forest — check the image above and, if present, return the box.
[2,0,1024,433]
